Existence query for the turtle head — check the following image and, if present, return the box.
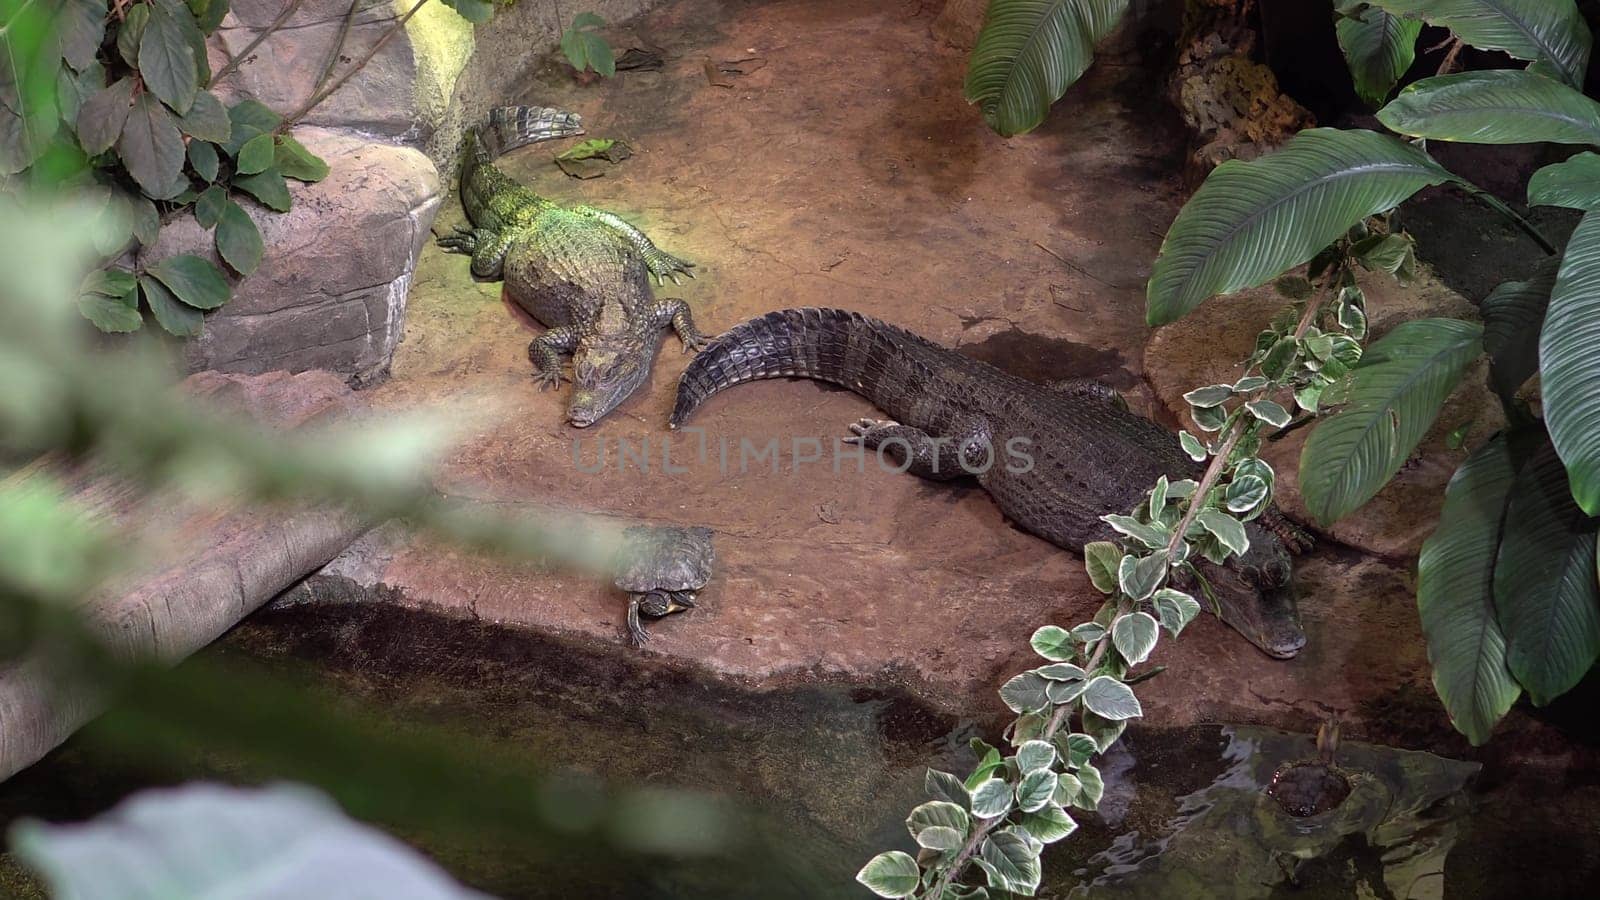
[567,307,650,427]
[1183,523,1305,659]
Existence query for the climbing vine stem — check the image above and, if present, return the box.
[857,227,1389,898]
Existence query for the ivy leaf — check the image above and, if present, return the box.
[1019,804,1077,844]
[234,168,292,212]
[1074,763,1105,810]
[969,778,1013,819]
[1015,770,1056,814]
[440,0,494,25]
[1015,740,1056,773]
[1116,553,1166,601]
[216,200,263,276]
[905,800,970,847]
[149,254,230,310]
[236,133,275,175]
[1152,588,1201,637]
[118,93,187,199]
[999,672,1052,714]
[274,134,329,183]
[1224,474,1269,516]
[78,293,143,333]
[925,769,971,810]
[187,140,220,182]
[1103,514,1168,549]
[1179,430,1208,462]
[965,743,1005,791]
[140,0,200,115]
[1245,399,1291,428]
[77,78,136,156]
[1034,663,1086,681]
[1083,541,1123,593]
[1196,509,1249,556]
[129,193,161,247]
[140,274,203,336]
[1029,625,1075,662]
[976,831,1041,895]
[176,91,231,143]
[1111,612,1159,666]
[1183,384,1234,408]
[1081,676,1142,721]
[855,851,919,899]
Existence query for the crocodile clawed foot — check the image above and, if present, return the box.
[649,254,696,284]
[844,418,899,445]
[533,370,567,392]
[680,332,709,354]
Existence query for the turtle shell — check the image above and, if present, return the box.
[614,525,715,592]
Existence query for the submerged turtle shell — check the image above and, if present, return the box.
[614,525,715,593]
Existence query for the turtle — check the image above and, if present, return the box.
[614,525,715,646]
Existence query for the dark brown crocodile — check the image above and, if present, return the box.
[669,307,1307,658]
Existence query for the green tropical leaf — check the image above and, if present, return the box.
[129,192,161,247]
[60,0,109,72]
[215,200,263,276]
[194,184,226,228]
[855,851,920,898]
[1146,129,1459,325]
[222,99,281,156]
[1529,152,1600,211]
[1300,318,1483,524]
[149,254,230,310]
[118,93,188,199]
[1494,435,1600,706]
[116,3,149,68]
[176,91,231,143]
[77,293,143,333]
[963,0,1133,136]
[234,168,292,212]
[1378,70,1600,146]
[1336,5,1422,108]
[187,139,219,182]
[1367,0,1591,87]
[274,135,329,183]
[1481,257,1559,401]
[1542,212,1600,514]
[140,274,203,336]
[140,0,200,114]
[236,132,275,175]
[1418,434,1523,745]
[76,78,136,156]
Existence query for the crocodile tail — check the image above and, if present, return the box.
[670,308,938,428]
[477,105,584,160]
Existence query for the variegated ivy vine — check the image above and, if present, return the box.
[856,219,1413,899]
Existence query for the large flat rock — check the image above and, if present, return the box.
[322,0,1464,745]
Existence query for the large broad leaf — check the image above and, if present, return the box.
[1147,128,1459,325]
[1417,434,1523,745]
[76,78,136,156]
[1336,5,1422,108]
[963,0,1132,137]
[1494,435,1600,706]
[59,0,109,72]
[1300,318,1483,524]
[140,0,201,115]
[1541,211,1600,515]
[1528,152,1600,211]
[10,783,486,899]
[216,200,263,276]
[1368,0,1592,88]
[149,254,230,310]
[1378,70,1600,146]
[1481,257,1558,401]
[176,90,232,144]
[117,93,187,199]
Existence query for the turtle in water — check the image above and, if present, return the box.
[614,525,715,646]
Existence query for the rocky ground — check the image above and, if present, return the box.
[288,0,1572,762]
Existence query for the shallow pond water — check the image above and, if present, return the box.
[1,602,1597,898]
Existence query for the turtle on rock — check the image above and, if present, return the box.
[613,525,715,647]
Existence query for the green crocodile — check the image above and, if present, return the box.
[439,106,706,426]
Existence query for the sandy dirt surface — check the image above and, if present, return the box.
[342,0,1491,749]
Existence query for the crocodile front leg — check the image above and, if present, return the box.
[845,419,971,481]
[436,225,517,279]
[649,298,709,353]
[529,326,578,390]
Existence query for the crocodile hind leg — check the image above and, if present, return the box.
[436,225,516,279]
[649,298,709,353]
[844,419,972,481]
[529,326,578,391]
